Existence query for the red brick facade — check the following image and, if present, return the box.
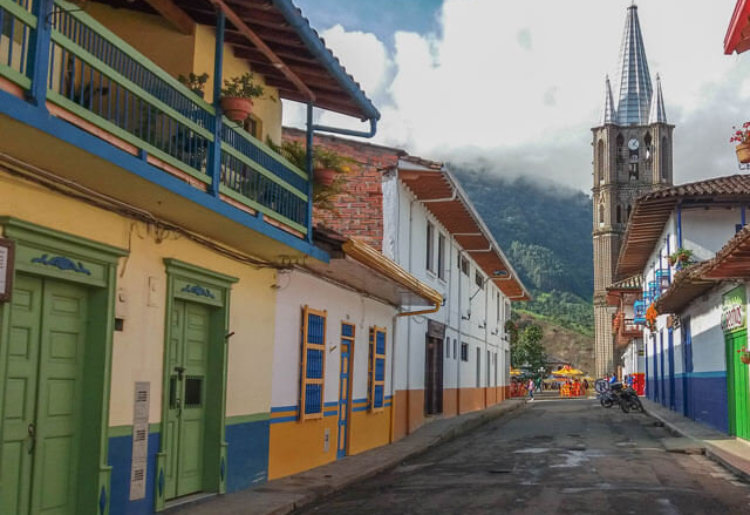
[283,128,404,252]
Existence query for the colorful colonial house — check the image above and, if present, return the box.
[268,228,441,479]
[0,0,378,513]
[282,129,530,440]
[615,176,750,436]
[606,275,645,391]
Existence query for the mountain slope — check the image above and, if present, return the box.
[451,168,594,335]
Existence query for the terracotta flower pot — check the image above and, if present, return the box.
[314,167,337,187]
[740,352,750,365]
[737,141,750,164]
[221,97,253,123]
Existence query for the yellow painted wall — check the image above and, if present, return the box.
[192,25,282,144]
[347,406,392,456]
[0,173,277,425]
[86,3,195,81]
[87,5,283,144]
[268,415,338,480]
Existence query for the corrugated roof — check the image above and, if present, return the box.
[616,175,750,280]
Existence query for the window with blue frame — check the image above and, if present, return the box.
[369,326,387,412]
[300,306,327,420]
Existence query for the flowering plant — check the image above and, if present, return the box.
[730,122,750,144]
[645,303,658,331]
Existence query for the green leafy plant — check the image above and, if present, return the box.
[668,247,693,267]
[178,72,209,97]
[267,139,354,212]
[221,72,264,99]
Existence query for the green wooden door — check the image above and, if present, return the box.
[1,275,87,514]
[727,330,750,440]
[164,300,210,499]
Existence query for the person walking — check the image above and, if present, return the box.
[527,378,535,401]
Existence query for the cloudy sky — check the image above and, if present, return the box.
[285,0,745,193]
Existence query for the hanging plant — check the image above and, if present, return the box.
[737,349,750,365]
[668,247,693,267]
[645,303,658,331]
[730,122,750,164]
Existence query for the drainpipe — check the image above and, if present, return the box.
[677,203,683,248]
[666,234,671,281]
[389,311,398,443]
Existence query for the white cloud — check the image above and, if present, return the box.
[285,0,746,192]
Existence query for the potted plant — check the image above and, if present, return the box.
[220,72,264,123]
[313,147,351,187]
[178,72,209,98]
[737,348,750,365]
[668,247,693,267]
[730,122,750,164]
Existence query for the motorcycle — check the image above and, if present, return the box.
[595,379,643,413]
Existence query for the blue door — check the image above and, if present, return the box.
[337,324,354,459]
[682,318,692,417]
[660,331,666,406]
[668,328,676,411]
[652,337,659,401]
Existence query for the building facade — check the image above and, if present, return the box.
[614,176,750,437]
[593,4,673,377]
[283,129,530,440]
[0,1,379,513]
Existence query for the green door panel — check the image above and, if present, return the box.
[165,300,210,500]
[1,275,43,515]
[727,330,750,440]
[1,276,87,515]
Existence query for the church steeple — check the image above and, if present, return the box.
[601,75,616,125]
[615,4,652,125]
[648,73,667,124]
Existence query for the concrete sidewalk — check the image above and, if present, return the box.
[643,398,750,481]
[171,400,526,515]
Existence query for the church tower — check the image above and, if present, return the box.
[592,4,673,378]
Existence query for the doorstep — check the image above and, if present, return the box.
[642,398,750,481]
[172,399,526,515]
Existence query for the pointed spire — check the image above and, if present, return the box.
[615,4,653,125]
[601,75,616,125]
[648,74,667,124]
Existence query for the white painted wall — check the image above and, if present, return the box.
[271,270,398,408]
[384,175,510,396]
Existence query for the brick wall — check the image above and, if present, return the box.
[283,128,404,252]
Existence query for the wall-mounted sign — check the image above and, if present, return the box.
[0,238,15,302]
[721,285,747,334]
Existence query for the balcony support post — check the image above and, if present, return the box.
[208,10,226,197]
[305,101,314,242]
[26,0,53,108]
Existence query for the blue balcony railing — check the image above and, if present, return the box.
[0,0,309,235]
[633,299,646,324]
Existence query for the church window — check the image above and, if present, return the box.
[629,162,639,180]
[616,205,622,224]
[644,132,652,149]
[596,139,604,182]
[599,203,605,225]
[616,134,625,165]
[661,137,669,180]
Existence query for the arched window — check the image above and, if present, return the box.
[661,137,669,180]
[616,205,622,223]
[644,132,652,149]
[596,139,605,182]
[616,133,624,150]
[599,203,605,225]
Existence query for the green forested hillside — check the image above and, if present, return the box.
[452,168,594,333]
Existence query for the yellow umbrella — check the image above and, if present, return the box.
[552,365,584,376]
[510,367,522,376]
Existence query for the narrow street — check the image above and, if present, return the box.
[298,399,750,514]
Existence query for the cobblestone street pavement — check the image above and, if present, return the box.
[298,399,750,514]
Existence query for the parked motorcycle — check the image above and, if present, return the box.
[595,379,643,413]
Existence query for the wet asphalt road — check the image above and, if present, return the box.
[297,398,750,515]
